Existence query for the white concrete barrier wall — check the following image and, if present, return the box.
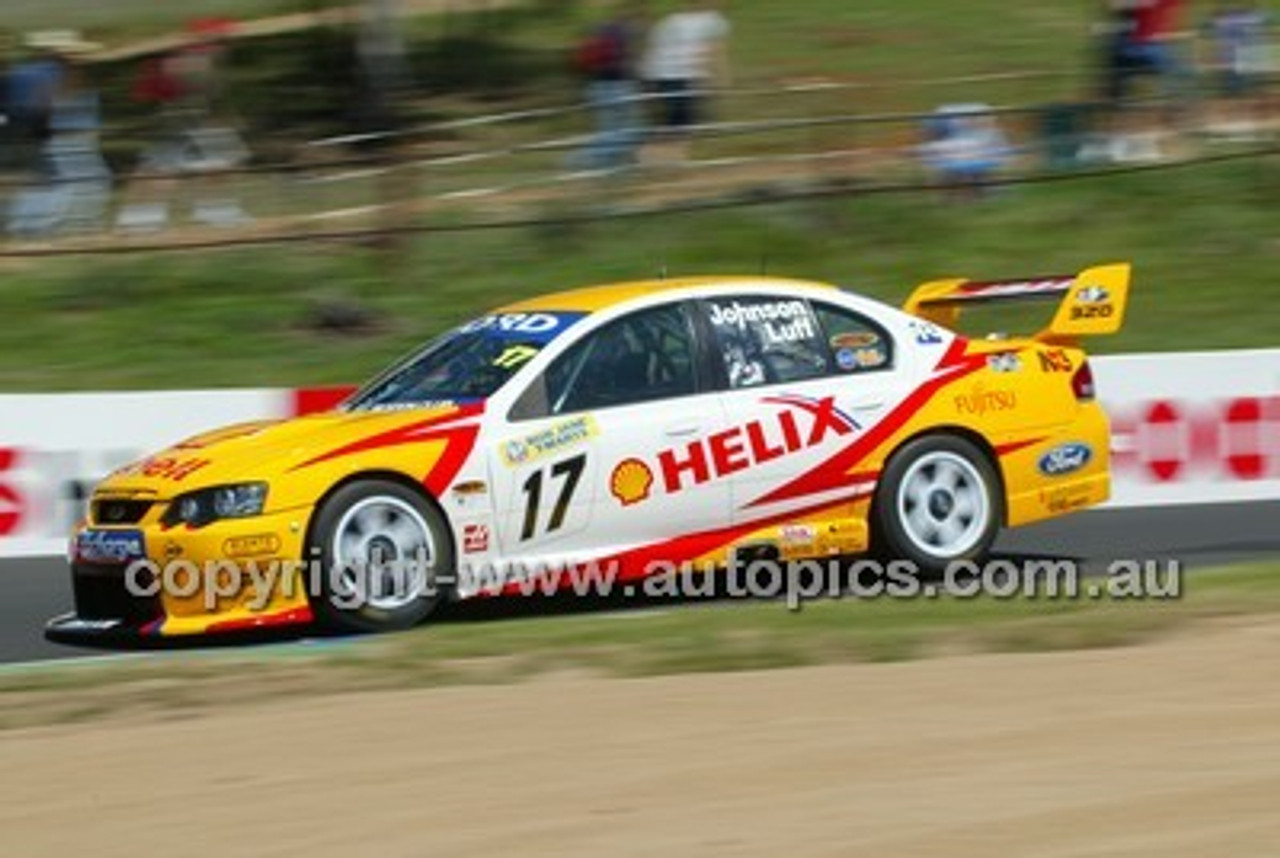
[0,389,285,558]
[1,349,1277,558]
[1095,349,1280,506]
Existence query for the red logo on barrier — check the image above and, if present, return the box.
[1112,396,1280,483]
[1141,401,1185,482]
[293,387,357,416]
[1222,397,1280,481]
[0,448,24,537]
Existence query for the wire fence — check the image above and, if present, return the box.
[0,73,1273,257]
[1,145,1273,258]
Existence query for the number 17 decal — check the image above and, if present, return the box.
[519,453,587,541]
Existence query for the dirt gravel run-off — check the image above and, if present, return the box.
[3,619,1279,857]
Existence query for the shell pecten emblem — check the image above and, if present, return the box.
[610,458,654,506]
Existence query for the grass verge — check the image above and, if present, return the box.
[3,156,1278,392]
[3,561,1278,732]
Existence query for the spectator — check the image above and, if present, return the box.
[116,18,251,231]
[7,31,111,238]
[1200,1,1276,139]
[1097,0,1143,104]
[917,103,1012,201]
[1132,0,1192,96]
[355,0,411,136]
[570,1,647,171]
[1089,0,1190,162]
[641,0,731,163]
[0,32,22,170]
[2,32,63,174]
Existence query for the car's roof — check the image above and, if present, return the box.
[497,276,839,315]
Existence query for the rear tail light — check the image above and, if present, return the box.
[1072,359,1096,402]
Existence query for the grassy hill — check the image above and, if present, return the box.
[1,0,1276,391]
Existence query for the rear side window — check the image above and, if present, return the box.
[812,302,894,374]
[704,296,829,389]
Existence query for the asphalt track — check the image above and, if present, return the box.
[3,499,1279,666]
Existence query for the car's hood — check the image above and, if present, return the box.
[95,403,476,500]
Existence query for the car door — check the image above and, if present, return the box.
[699,293,916,520]
[487,300,732,573]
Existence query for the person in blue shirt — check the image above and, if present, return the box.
[6,31,111,237]
[570,1,648,171]
[1200,1,1275,138]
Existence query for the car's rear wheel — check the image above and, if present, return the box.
[309,479,452,633]
[873,435,1000,575]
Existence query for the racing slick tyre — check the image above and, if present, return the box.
[309,479,453,633]
[872,434,1001,577]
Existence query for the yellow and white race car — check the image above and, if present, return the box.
[48,263,1130,641]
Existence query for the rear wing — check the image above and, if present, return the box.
[903,262,1131,344]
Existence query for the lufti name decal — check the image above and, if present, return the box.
[609,395,858,505]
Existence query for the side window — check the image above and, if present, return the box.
[704,296,828,389]
[512,303,697,418]
[812,302,894,374]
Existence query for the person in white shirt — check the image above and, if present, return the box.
[641,1,731,160]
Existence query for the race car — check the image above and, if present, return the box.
[47,263,1130,641]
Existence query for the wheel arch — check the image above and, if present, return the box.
[874,425,1008,528]
[302,469,456,564]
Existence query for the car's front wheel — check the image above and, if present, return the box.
[309,479,452,633]
[873,435,1000,575]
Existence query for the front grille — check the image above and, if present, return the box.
[91,498,153,525]
[71,563,159,623]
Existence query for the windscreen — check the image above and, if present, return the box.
[345,311,585,411]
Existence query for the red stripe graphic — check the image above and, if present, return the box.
[423,424,481,497]
[289,403,484,472]
[207,604,315,634]
[956,277,1073,297]
[994,436,1047,457]
[746,338,987,508]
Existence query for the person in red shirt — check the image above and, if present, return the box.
[116,18,251,230]
[1134,0,1185,43]
[1131,0,1190,90]
[1098,0,1188,104]
[1091,0,1191,162]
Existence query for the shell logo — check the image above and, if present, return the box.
[610,458,654,506]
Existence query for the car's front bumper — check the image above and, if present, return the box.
[46,506,317,643]
[45,611,159,645]
[44,604,316,644]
